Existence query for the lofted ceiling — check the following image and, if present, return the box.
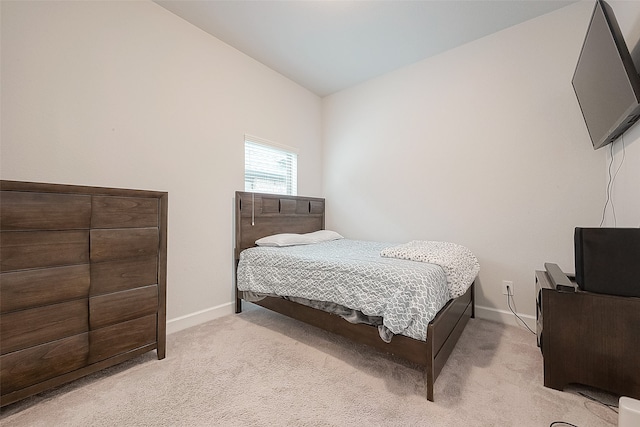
[155,0,578,97]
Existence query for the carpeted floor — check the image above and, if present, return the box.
[0,307,618,426]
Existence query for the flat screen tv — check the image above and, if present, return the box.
[572,0,640,150]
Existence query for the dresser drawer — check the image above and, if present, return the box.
[90,285,158,329]
[0,191,90,231]
[90,228,158,262]
[89,314,157,364]
[92,196,159,229]
[90,256,158,296]
[0,265,90,313]
[0,333,89,394]
[0,299,88,355]
[0,230,89,272]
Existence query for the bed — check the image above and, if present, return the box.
[234,191,477,401]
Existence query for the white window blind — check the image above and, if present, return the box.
[244,138,297,196]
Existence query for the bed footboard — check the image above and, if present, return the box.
[425,282,474,400]
[236,282,475,401]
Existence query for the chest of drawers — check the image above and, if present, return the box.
[0,180,167,407]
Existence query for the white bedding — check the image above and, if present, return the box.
[380,240,480,298]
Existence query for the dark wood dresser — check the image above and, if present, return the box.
[535,270,640,399]
[0,180,167,407]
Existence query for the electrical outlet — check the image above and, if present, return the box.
[502,280,514,296]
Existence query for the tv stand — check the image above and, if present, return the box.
[535,269,640,399]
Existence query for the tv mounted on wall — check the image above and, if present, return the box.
[572,0,640,150]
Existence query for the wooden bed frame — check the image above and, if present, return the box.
[234,191,475,401]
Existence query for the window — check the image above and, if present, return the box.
[244,136,297,196]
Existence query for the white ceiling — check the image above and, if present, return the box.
[155,0,577,97]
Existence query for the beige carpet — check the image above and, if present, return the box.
[1,307,618,426]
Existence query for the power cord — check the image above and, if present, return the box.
[505,285,535,335]
[547,387,620,427]
[600,136,625,227]
[577,390,618,413]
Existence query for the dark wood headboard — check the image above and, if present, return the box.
[234,191,325,260]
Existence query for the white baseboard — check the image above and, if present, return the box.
[165,301,536,336]
[475,305,537,332]
[166,302,235,335]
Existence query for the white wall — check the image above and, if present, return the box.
[603,1,640,228]
[605,128,640,228]
[322,1,623,327]
[2,0,637,334]
[0,0,323,332]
